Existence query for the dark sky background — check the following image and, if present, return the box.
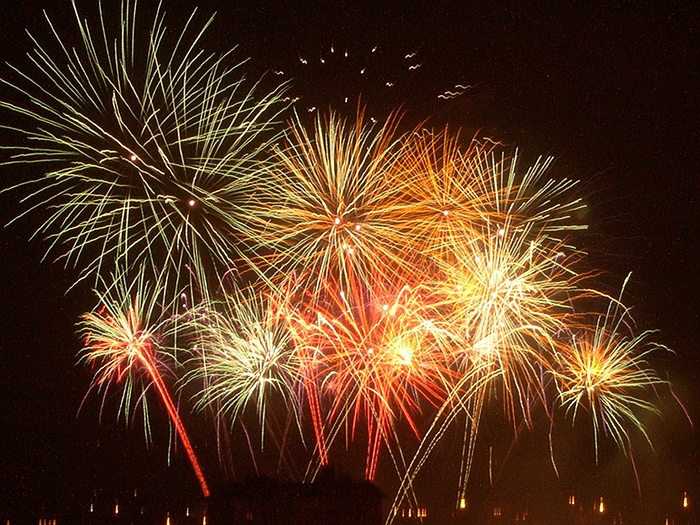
[1,1,699,523]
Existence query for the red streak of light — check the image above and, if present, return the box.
[304,378,329,465]
[139,346,211,497]
[365,417,381,481]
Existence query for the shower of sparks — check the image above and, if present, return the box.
[287,271,454,480]
[0,2,679,517]
[551,278,670,463]
[250,108,413,298]
[184,281,303,464]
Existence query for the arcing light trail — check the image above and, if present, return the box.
[0,0,677,518]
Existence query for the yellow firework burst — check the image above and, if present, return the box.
[551,279,670,461]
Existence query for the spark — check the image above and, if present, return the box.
[438,84,474,99]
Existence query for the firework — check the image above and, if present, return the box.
[386,127,494,256]
[1,3,678,512]
[287,270,453,481]
[551,277,670,462]
[1,1,287,295]
[78,268,209,497]
[184,281,304,474]
[435,221,586,406]
[250,107,417,298]
[384,141,594,508]
[466,149,586,244]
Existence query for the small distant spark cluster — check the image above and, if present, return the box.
[1,0,673,517]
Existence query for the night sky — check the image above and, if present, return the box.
[1,1,699,523]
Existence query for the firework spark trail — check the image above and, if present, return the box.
[78,270,210,497]
[0,0,287,297]
[467,149,586,239]
[386,361,499,525]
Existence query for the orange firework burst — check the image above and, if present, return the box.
[287,270,453,480]
[381,142,594,509]
[387,127,496,256]
[249,107,415,298]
